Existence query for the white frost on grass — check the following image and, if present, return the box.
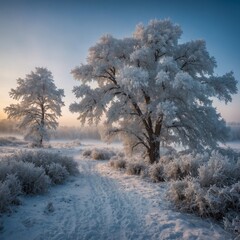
[0,140,234,240]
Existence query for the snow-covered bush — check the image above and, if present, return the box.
[0,181,11,212]
[10,151,79,176]
[148,163,164,182]
[46,163,69,184]
[178,153,208,178]
[205,182,240,219]
[126,162,146,176]
[0,160,12,181]
[224,215,240,237]
[198,151,236,187]
[0,159,51,195]
[163,160,181,181]
[92,149,109,160]
[82,148,116,160]
[0,174,21,213]
[109,158,127,170]
[82,149,91,157]
[167,179,188,205]
[4,174,22,205]
[0,150,79,214]
[168,178,211,217]
[11,161,51,194]
[167,152,240,237]
[51,154,79,176]
[161,153,207,181]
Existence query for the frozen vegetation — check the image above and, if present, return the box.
[0,149,79,213]
[0,138,238,239]
[109,150,240,237]
[82,147,116,160]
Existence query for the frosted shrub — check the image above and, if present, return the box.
[148,163,164,182]
[167,180,188,204]
[161,153,207,181]
[224,216,240,238]
[4,174,22,204]
[0,159,51,195]
[198,152,235,187]
[206,182,240,220]
[163,160,181,181]
[0,160,12,181]
[11,161,51,194]
[83,148,116,160]
[46,163,69,184]
[0,181,11,212]
[92,148,115,160]
[169,180,240,215]
[126,162,146,176]
[168,178,209,217]
[0,151,79,213]
[115,159,126,169]
[109,158,126,170]
[164,151,240,238]
[92,149,109,160]
[82,149,91,157]
[0,174,21,213]
[205,185,230,219]
[178,153,207,178]
[53,154,79,176]
[183,180,208,216]
[11,151,79,176]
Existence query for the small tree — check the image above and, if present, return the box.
[4,67,64,147]
[70,19,237,164]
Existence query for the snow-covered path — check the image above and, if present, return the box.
[1,148,233,240]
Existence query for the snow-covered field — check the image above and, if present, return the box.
[0,139,236,240]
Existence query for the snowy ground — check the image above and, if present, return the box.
[0,139,236,240]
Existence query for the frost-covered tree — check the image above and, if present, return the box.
[70,19,237,164]
[4,67,64,147]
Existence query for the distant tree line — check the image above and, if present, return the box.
[1,119,240,141]
[49,125,101,140]
[0,119,100,140]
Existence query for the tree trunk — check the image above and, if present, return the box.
[147,117,162,164]
[148,139,160,164]
[39,103,45,148]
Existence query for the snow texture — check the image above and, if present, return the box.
[0,140,234,240]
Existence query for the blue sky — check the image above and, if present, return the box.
[0,0,240,126]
